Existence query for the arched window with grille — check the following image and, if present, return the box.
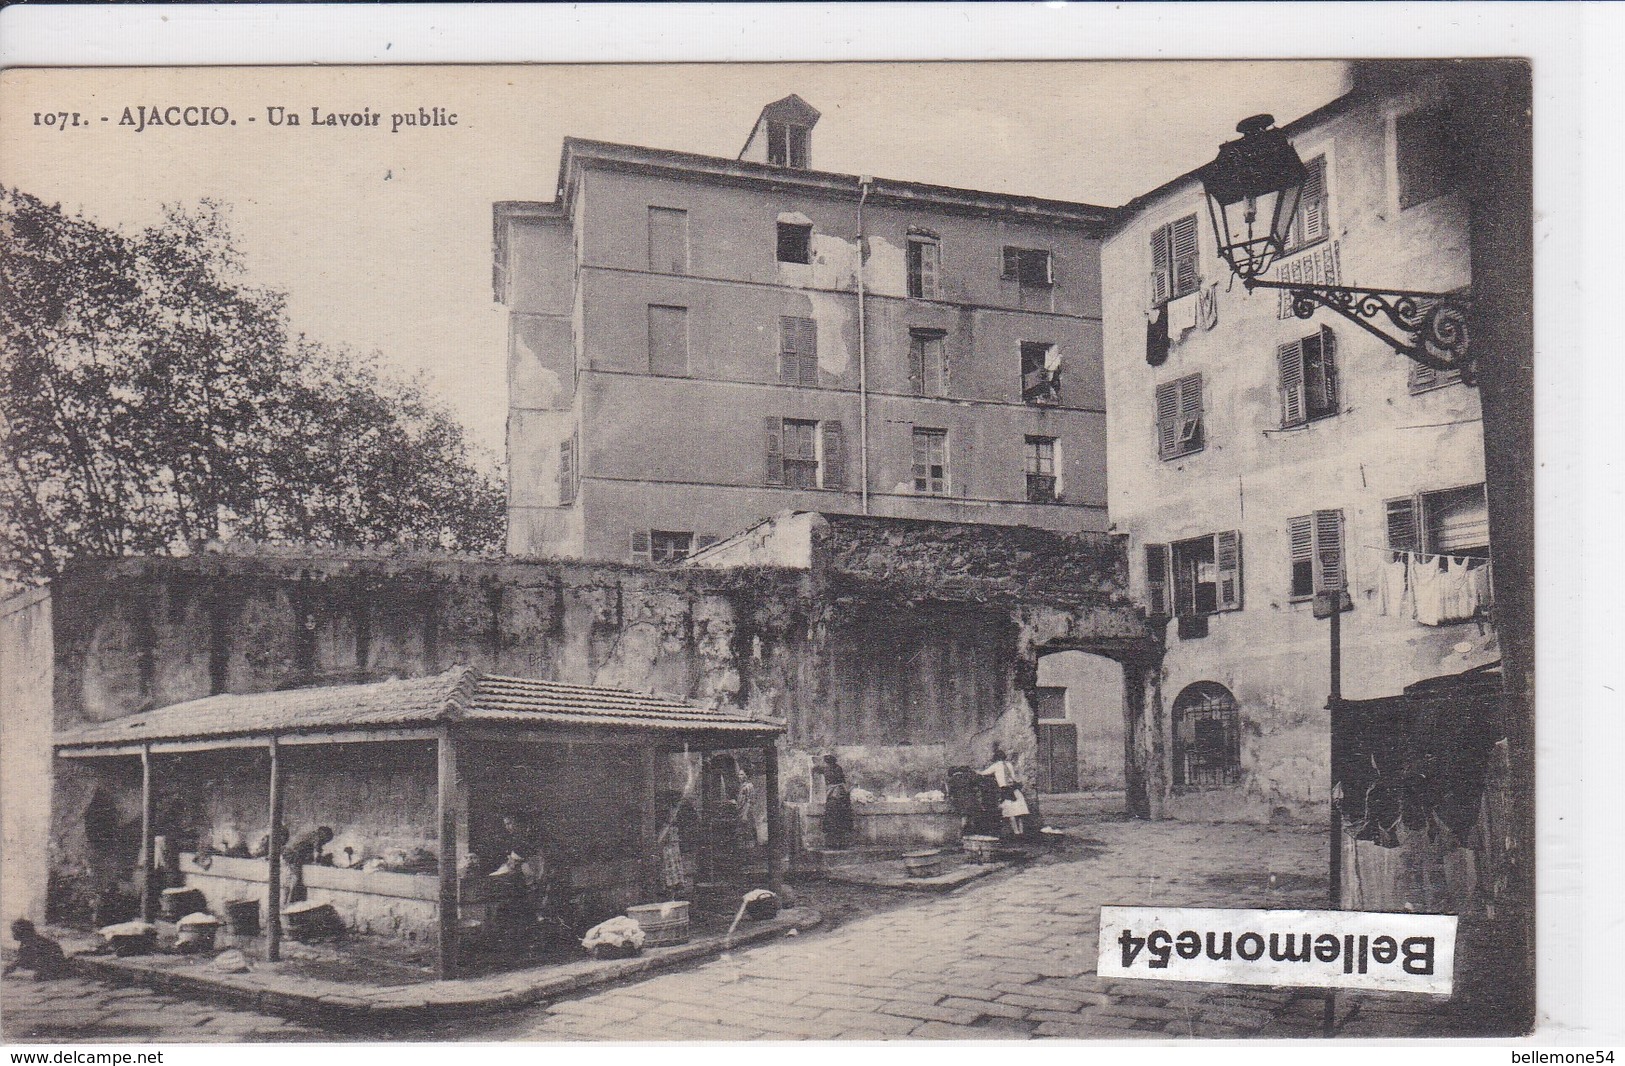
[1172,682,1241,789]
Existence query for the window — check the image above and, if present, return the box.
[909,330,948,397]
[1386,484,1489,557]
[1278,325,1339,427]
[1284,155,1329,253]
[1155,374,1204,459]
[1396,105,1459,209]
[764,416,846,490]
[778,316,819,386]
[1001,246,1053,288]
[630,530,694,563]
[776,222,812,264]
[1172,682,1241,789]
[1024,436,1059,503]
[1409,356,1463,393]
[907,235,941,299]
[1288,509,1345,600]
[1150,214,1200,305]
[1033,687,1067,721]
[647,207,688,274]
[911,428,948,495]
[767,122,810,168]
[1020,342,1061,405]
[648,305,689,375]
[557,435,577,506]
[1145,532,1242,619]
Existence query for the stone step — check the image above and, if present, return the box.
[1033,790,1126,817]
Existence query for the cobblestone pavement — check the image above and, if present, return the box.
[5,819,1500,1042]
[0,976,325,1042]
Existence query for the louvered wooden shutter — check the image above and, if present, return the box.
[821,420,846,489]
[1314,509,1345,593]
[558,439,576,505]
[1178,374,1203,447]
[1317,326,1338,411]
[1385,496,1422,553]
[1216,530,1242,611]
[1278,339,1306,427]
[780,316,817,386]
[1150,224,1172,305]
[1288,514,1315,598]
[1155,380,1179,458]
[629,530,652,563]
[1171,215,1200,298]
[908,336,925,394]
[1300,156,1328,246]
[1171,546,1195,618]
[1145,545,1170,617]
[764,416,784,486]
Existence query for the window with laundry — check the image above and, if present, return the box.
[1278,325,1340,427]
[1001,246,1053,288]
[1150,214,1201,306]
[1155,373,1204,459]
[1287,510,1345,601]
[1382,484,1491,625]
[763,416,846,491]
[907,234,941,299]
[1020,341,1061,404]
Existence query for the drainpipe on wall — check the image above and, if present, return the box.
[856,176,873,514]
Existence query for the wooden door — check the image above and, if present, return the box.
[1037,723,1079,794]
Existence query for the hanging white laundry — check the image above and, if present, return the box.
[1197,284,1219,330]
[1168,292,1199,334]
[1440,556,1479,623]
[1412,554,1445,625]
[1379,554,1410,617]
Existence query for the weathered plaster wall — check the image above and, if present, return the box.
[1037,650,1128,791]
[1103,72,1492,823]
[1,588,55,945]
[503,161,1110,562]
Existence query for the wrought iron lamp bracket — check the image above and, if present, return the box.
[1243,278,1474,384]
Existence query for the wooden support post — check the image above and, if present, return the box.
[641,747,661,899]
[138,744,154,922]
[764,743,782,895]
[436,729,460,980]
[696,752,709,883]
[266,736,283,962]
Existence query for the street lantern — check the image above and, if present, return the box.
[1197,112,1475,382]
[1197,114,1307,281]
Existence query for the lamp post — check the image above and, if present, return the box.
[1197,115,1474,383]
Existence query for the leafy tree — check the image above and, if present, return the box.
[1,188,505,581]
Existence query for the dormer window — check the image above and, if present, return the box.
[768,122,810,168]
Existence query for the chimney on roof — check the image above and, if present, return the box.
[739,94,821,170]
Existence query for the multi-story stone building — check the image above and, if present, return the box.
[493,95,1114,563]
[1103,64,1502,822]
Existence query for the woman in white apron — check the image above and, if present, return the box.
[981,747,1028,838]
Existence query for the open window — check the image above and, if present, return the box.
[1001,246,1053,288]
[631,530,694,564]
[767,122,810,168]
[1024,436,1059,503]
[1278,325,1339,427]
[1020,342,1061,405]
[764,416,846,491]
[1155,374,1204,459]
[1386,484,1488,558]
[907,234,941,299]
[1146,531,1242,628]
[776,221,812,264]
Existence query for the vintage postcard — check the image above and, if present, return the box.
[0,44,1551,1046]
